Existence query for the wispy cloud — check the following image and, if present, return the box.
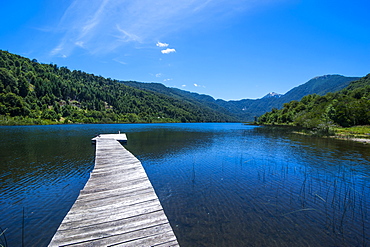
[161,48,176,54]
[50,45,63,56]
[75,41,84,47]
[50,0,275,57]
[116,25,141,42]
[156,42,169,47]
[113,58,127,65]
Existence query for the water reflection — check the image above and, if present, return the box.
[0,125,96,246]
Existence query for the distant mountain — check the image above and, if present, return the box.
[262,92,282,99]
[213,75,360,121]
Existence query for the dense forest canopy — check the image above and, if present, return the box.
[0,50,237,124]
[258,74,370,129]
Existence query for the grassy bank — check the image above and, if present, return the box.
[258,123,370,144]
[333,125,370,138]
[331,125,370,143]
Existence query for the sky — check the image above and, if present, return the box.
[1,0,369,100]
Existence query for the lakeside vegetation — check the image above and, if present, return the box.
[259,74,370,128]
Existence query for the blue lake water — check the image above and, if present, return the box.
[0,123,369,246]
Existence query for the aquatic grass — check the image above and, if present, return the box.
[0,227,8,247]
[22,207,25,247]
[281,208,319,216]
[314,193,326,202]
[271,157,370,245]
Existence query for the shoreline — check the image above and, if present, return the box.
[263,124,370,145]
[329,136,370,144]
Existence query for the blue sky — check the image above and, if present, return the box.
[1,0,369,100]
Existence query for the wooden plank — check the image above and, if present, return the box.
[58,200,163,230]
[48,136,179,247]
[79,177,150,195]
[111,228,179,247]
[60,223,177,247]
[77,181,153,200]
[50,211,170,245]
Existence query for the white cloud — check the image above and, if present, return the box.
[156,42,169,47]
[194,83,206,88]
[161,48,176,54]
[156,73,162,77]
[182,84,187,87]
[163,78,173,82]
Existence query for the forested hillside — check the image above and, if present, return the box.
[258,74,370,129]
[121,81,235,118]
[0,50,237,125]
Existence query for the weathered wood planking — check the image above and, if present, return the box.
[49,136,179,247]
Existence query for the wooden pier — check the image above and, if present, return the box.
[49,134,179,246]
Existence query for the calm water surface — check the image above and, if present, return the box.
[0,123,369,246]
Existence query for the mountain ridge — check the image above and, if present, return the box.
[140,74,359,122]
[218,74,360,121]
[0,50,362,124]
